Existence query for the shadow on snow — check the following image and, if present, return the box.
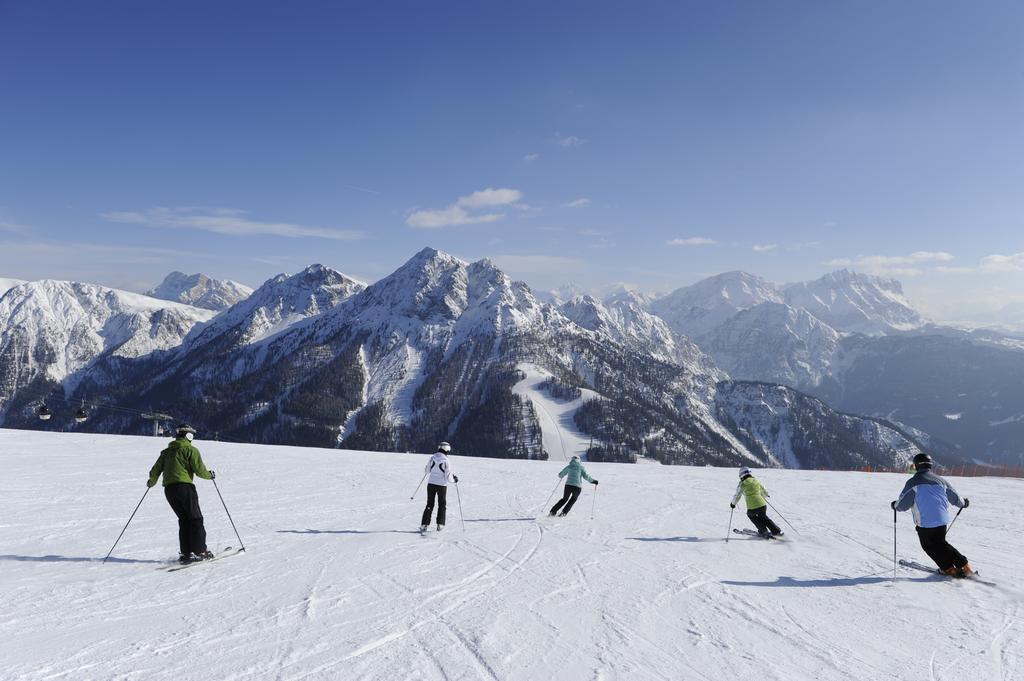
[277,529,422,535]
[627,536,726,543]
[0,554,165,564]
[721,574,940,588]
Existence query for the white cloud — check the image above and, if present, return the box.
[406,206,502,229]
[563,198,591,209]
[556,135,586,147]
[980,252,1024,273]
[667,237,716,247]
[102,207,363,240]
[489,254,587,275]
[407,188,523,229]
[825,251,955,275]
[753,243,777,252]
[524,153,540,162]
[456,188,523,209]
[0,220,32,235]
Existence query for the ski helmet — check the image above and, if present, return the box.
[177,424,196,440]
[738,466,751,479]
[438,442,451,453]
[912,453,933,471]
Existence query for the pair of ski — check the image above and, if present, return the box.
[732,528,786,541]
[898,559,995,586]
[161,546,244,572]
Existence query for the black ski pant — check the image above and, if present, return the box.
[747,505,782,535]
[916,525,968,571]
[164,483,208,556]
[551,484,582,516]
[421,484,447,527]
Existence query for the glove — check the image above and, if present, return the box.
[962,498,969,508]
[453,475,459,483]
[592,480,599,485]
[147,480,155,488]
[209,470,216,479]
[890,500,897,510]
[730,503,736,509]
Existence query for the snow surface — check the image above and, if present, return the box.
[512,363,597,460]
[2,429,1022,681]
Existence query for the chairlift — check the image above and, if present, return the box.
[37,404,52,421]
[74,408,88,423]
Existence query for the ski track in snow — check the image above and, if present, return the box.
[1,429,1023,680]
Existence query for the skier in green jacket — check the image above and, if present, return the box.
[147,424,216,563]
[549,455,598,517]
[731,467,783,537]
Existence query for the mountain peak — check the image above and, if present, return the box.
[147,271,253,311]
[650,271,782,338]
[783,270,921,334]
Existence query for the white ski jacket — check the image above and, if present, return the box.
[425,452,454,486]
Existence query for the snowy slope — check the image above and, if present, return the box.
[2,429,1021,681]
[511,362,598,460]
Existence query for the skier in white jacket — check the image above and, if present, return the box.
[420,442,458,532]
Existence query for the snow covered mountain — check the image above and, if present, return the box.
[0,280,214,421]
[146,271,253,311]
[715,381,920,469]
[649,270,783,339]
[534,282,589,306]
[41,248,926,471]
[807,330,1024,465]
[639,269,1023,463]
[696,302,841,389]
[558,292,722,374]
[782,269,923,335]
[172,264,365,367]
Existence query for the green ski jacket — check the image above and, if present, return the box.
[148,438,213,487]
[732,476,768,510]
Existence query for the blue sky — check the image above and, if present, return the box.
[1,1,1022,320]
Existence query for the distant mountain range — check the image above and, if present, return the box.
[4,249,1020,467]
[560,269,1024,465]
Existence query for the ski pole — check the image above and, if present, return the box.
[726,505,735,542]
[537,478,561,518]
[770,497,798,532]
[454,482,466,532]
[104,487,151,563]
[946,505,965,535]
[892,505,897,583]
[590,483,598,520]
[410,472,427,500]
[212,478,246,551]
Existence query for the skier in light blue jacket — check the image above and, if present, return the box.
[892,453,973,577]
[549,456,598,517]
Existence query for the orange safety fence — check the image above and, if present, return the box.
[823,464,1024,479]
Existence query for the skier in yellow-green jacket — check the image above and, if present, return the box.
[147,424,216,564]
[731,467,783,537]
